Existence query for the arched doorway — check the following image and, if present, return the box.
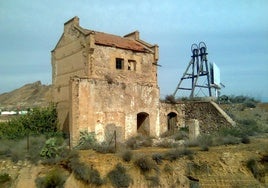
[137,112,150,136]
[167,112,177,132]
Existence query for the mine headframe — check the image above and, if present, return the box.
[173,42,212,98]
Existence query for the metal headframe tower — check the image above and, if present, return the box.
[173,42,212,98]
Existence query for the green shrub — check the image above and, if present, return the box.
[76,131,96,150]
[0,104,59,140]
[243,100,257,108]
[163,148,193,161]
[218,126,243,138]
[241,136,250,144]
[126,135,153,150]
[197,134,213,149]
[152,153,163,165]
[107,163,132,188]
[69,159,103,186]
[35,168,66,188]
[40,137,65,159]
[94,141,115,154]
[246,159,265,182]
[173,130,188,140]
[216,135,240,145]
[0,173,11,184]
[122,150,133,162]
[134,156,157,173]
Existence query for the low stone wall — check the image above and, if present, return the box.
[184,101,235,133]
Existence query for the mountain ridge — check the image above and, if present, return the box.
[0,81,52,110]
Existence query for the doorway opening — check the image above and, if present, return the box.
[167,112,177,132]
[137,112,150,136]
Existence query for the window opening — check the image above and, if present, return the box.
[116,58,124,70]
[127,60,136,71]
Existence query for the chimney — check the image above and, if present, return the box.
[124,30,140,40]
[64,16,80,33]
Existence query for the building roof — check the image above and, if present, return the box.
[54,17,155,53]
[94,31,148,52]
[77,26,150,52]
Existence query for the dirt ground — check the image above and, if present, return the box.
[1,135,265,188]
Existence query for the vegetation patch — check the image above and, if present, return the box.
[35,168,66,188]
[246,159,265,183]
[76,131,96,150]
[163,148,193,161]
[134,156,158,173]
[0,173,11,184]
[0,104,59,140]
[126,135,153,150]
[152,153,163,165]
[121,150,133,162]
[107,163,132,188]
[68,159,103,186]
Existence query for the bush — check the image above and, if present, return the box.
[35,168,66,188]
[197,134,213,149]
[76,131,96,150]
[107,163,132,188]
[165,95,176,104]
[134,156,157,173]
[69,159,103,186]
[122,150,133,162]
[216,135,240,145]
[126,135,153,150]
[241,136,250,144]
[163,148,193,161]
[94,142,116,154]
[155,139,175,148]
[243,100,257,108]
[0,104,59,140]
[40,137,66,159]
[0,136,48,163]
[246,159,265,182]
[0,173,11,184]
[152,153,163,165]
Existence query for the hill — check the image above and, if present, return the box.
[0,81,52,110]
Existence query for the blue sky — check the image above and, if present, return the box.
[0,0,268,101]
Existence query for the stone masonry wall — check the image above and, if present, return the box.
[184,101,235,133]
[69,77,160,147]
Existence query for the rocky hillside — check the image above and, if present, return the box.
[0,81,52,110]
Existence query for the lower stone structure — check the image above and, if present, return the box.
[69,76,160,147]
[69,77,235,147]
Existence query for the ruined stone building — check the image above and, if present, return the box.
[52,17,179,146]
[51,17,233,147]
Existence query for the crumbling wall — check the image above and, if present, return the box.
[69,77,160,147]
[159,102,185,134]
[91,45,158,85]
